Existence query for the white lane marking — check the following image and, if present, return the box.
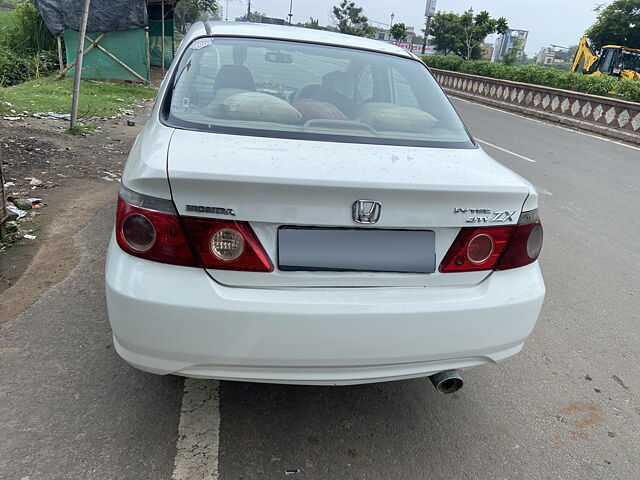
[172,379,220,480]
[476,139,537,163]
[454,96,640,152]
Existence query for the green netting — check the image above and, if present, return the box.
[149,19,174,67]
[63,28,150,82]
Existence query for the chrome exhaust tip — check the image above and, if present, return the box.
[429,370,463,394]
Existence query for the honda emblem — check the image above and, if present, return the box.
[353,200,382,224]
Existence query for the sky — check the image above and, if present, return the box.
[222,0,604,56]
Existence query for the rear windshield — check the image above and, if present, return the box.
[164,36,474,148]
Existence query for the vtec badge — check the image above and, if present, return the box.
[454,208,516,223]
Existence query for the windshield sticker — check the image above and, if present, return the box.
[190,39,213,50]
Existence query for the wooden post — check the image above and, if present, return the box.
[145,27,151,85]
[161,0,165,75]
[56,35,64,73]
[70,0,91,129]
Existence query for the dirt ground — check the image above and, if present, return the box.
[0,104,152,321]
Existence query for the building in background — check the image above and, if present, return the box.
[536,47,570,66]
[491,29,529,62]
[481,43,494,61]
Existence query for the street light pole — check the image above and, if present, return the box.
[389,12,394,43]
[246,0,251,22]
[288,0,293,25]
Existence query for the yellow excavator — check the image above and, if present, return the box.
[571,35,640,81]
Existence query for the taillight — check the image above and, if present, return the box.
[181,217,273,272]
[116,197,198,266]
[439,209,543,273]
[115,186,273,272]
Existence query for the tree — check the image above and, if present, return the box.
[390,23,407,42]
[502,37,522,65]
[234,10,266,22]
[332,0,374,37]
[175,0,219,33]
[586,0,640,49]
[430,9,508,60]
[429,13,463,55]
[296,17,323,30]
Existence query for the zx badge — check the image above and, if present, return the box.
[454,208,516,224]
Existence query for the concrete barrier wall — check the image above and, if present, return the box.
[431,68,640,145]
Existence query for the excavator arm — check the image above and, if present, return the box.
[571,35,599,74]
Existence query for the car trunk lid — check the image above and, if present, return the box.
[167,130,530,287]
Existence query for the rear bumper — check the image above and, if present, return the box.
[105,236,545,385]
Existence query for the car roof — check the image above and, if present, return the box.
[183,21,413,58]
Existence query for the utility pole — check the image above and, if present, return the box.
[288,0,293,25]
[389,12,394,43]
[246,0,251,22]
[70,0,91,129]
[421,15,433,55]
[422,0,436,55]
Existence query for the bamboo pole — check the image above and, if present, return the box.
[71,0,91,129]
[145,27,151,85]
[58,33,105,78]
[85,34,149,83]
[161,0,165,75]
[56,35,64,73]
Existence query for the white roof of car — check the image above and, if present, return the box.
[184,21,412,58]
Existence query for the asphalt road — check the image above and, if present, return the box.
[2,98,639,480]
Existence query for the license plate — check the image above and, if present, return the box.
[278,227,436,273]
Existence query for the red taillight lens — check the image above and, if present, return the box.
[495,220,543,271]
[439,209,543,273]
[116,198,197,266]
[439,226,514,272]
[182,217,273,272]
[116,192,273,272]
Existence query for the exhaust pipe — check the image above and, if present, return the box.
[429,370,463,394]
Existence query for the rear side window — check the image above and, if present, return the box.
[165,37,474,148]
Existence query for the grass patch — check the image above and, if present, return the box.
[0,9,14,31]
[0,75,157,117]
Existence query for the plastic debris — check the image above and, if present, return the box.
[127,119,136,126]
[6,205,27,219]
[46,112,71,119]
[10,197,33,210]
[100,176,115,182]
[28,198,45,208]
[23,234,37,240]
[29,178,42,186]
[285,470,301,476]
[3,181,15,187]
[3,116,21,121]
[103,171,118,178]
[57,173,70,178]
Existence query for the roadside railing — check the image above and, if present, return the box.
[431,68,640,146]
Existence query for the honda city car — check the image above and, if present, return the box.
[105,22,545,392]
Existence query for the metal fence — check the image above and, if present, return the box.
[431,68,640,146]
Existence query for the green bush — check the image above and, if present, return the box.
[0,45,33,86]
[422,55,640,103]
[0,0,55,56]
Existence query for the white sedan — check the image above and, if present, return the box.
[105,22,545,392]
